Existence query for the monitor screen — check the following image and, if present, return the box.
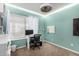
[25,30,33,35]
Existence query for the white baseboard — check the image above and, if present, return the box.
[16,45,26,49]
[45,40,79,54]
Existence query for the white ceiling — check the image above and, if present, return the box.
[12,3,70,15]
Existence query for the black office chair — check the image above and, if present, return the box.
[34,34,42,46]
[30,34,42,50]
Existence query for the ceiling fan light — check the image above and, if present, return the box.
[40,3,52,12]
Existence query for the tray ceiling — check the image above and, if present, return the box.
[12,3,70,15]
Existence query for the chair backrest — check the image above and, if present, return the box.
[34,34,41,41]
[30,37,35,43]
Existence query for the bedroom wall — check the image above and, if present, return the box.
[45,4,79,52]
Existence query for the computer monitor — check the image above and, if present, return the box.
[25,30,33,35]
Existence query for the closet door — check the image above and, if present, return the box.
[9,14,26,39]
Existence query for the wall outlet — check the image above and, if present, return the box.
[70,43,74,47]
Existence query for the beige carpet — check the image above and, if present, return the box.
[11,43,79,56]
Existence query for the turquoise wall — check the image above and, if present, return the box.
[45,4,79,52]
[5,4,79,52]
[5,4,45,48]
[11,39,27,48]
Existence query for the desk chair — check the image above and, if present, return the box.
[30,34,42,50]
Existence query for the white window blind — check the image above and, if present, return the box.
[26,16,38,34]
[9,14,26,39]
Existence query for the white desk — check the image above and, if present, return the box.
[26,36,30,50]
[10,35,33,50]
[25,34,34,50]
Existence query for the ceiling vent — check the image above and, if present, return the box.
[40,3,52,12]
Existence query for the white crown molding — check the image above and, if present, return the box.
[5,3,45,17]
[45,3,78,17]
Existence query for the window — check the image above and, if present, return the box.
[26,16,39,34]
[9,14,26,39]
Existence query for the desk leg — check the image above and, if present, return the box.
[27,38,30,50]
